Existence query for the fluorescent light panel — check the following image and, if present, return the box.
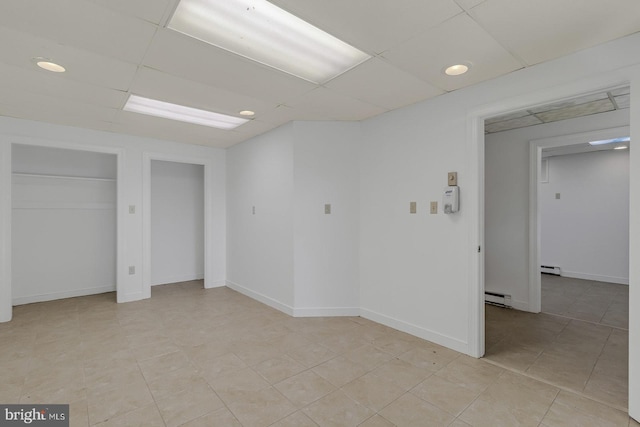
[123,95,249,130]
[588,136,630,146]
[168,0,371,84]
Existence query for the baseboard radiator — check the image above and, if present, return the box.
[540,265,561,275]
[485,291,512,308]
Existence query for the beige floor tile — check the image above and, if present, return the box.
[274,370,336,407]
[398,345,459,372]
[312,356,369,387]
[525,352,593,391]
[434,356,503,393]
[629,417,640,426]
[155,381,225,427]
[69,399,89,427]
[196,352,247,382]
[130,338,181,362]
[459,371,558,426]
[87,379,154,425]
[224,387,297,427]
[448,420,472,427]
[93,404,165,427]
[343,344,394,371]
[269,410,319,427]
[370,358,433,390]
[146,366,207,401]
[287,343,337,368]
[484,340,541,372]
[541,390,630,427]
[379,393,454,427]
[358,415,396,426]
[180,407,243,427]
[583,372,628,409]
[411,374,479,416]
[210,366,271,401]
[341,372,406,411]
[303,390,375,427]
[138,350,193,383]
[254,354,307,384]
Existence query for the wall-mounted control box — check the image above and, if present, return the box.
[443,186,459,214]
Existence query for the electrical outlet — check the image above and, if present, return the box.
[555,193,561,199]
[430,201,438,214]
[128,266,135,275]
[252,206,256,215]
[448,172,458,186]
[129,205,135,214]
[409,201,417,214]
[324,204,331,214]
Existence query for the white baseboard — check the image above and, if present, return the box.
[13,285,116,305]
[205,279,226,289]
[151,273,204,286]
[360,308,469,355]
[117,291,145,303]
[292,307,360,317]
[561,271,629,285]
[225,281,294,316]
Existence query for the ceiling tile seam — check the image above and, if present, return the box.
[608,91,620,110]
[464,6,529,68]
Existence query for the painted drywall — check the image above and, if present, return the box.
[0,116,226,320]
[12,144,116,179]
[292,121,360,315]
[485,109,630,308]
[150,160,204,285]
[540,149,629,284]
[226,123,295,310]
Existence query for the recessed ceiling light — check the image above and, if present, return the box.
[239,110,255,117]
[588,136,630,146]
[33,57,66,73]
[614,146,628,150]
[167,0,371,84]
[444,63,470,76]
[123,95,249,130]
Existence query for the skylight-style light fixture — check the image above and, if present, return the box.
[33,57,66,73]
[588,136,630,146]
[123,95,249,130]
[167,0,371,84]
[444,63,470,76]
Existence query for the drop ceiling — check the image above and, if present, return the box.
[1,0,640,148]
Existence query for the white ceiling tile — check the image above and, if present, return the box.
[609,86,630,97]
[0,0,157,63]
[142,29,317,105]
[528,92,609,114]
[129,67,278,119]
[269,0,462,54]
[0,27,138,91]
[485,110,530,125]
[535,99,615,123]
[91,0,174,24]
[287,87,387,121]
[325,58,444,110]
[614,94,630,109]
[485,115,542,133]
[469,0,640,65]
[453,0,487,10]
[0,62,127,109]
[381,13,523,91]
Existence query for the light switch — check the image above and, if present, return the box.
[129,205,135,214]
[325,204,331,214]
[128,266,135,275]
[252,206,256,215]
[410,201,417,214]
[430,201,438,214]
[448,172,458,186]
[555,193,561,199]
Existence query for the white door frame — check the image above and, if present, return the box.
[1,137,124,319]
[142,152,213,298]
[467,80,631,359]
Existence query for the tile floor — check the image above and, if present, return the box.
[0,280,636,426]
[486,275,630,412]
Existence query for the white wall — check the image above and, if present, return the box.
[151,160,204,285]
[540,150,629,284]
[226,121,361,315]
[226,123,295,310]
[485,110,630,308]
[11,145,117,304]
[0,116,226,320]
[292,121,360,315]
